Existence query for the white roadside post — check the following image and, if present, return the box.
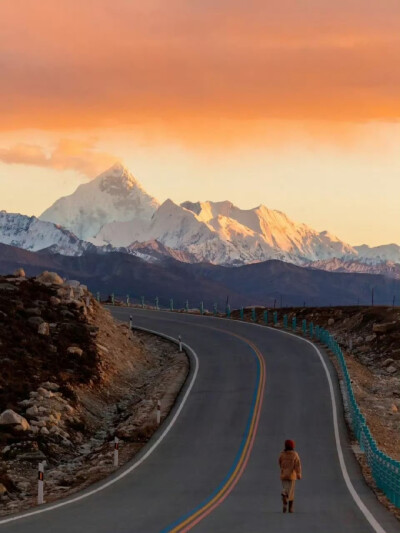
[114,436,119,467]
[156,400,161,425]
[178,335,182,352]
[37,462,44,505]
[129,315,133,330]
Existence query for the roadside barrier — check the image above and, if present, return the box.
[314,323,400,508]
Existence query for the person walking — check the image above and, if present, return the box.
[279,439,302,513]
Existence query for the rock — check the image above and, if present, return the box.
[373,322,397,334]
[13,268,26,277]
[17,450,46,461]
[391,404,398,413]
[64,280,81,288]
[60,310,75,319]
[0,409,30,430]
[28,316,44,326]
[41,381,60,391]
[26,307,41,316]
[328,318,335,326]
[67,346,83,357]
[0,484,7,496]
[382,358,394,367]
[386,365,398,374]
[366,334,376,343]
[40,427,50,436]
[26,405,39,417]
[37,387,53,399]
[36,271,64,285]
[38,322,50,335]
[30,420,46,428]
[50,296,61,306]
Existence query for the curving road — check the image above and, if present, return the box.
[1,309,398,532]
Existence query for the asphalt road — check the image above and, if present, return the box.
[1,309,399,533]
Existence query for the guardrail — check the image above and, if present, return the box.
[314,324,400,509]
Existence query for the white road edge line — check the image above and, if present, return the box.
[0,327,199,526]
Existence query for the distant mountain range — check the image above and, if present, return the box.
[0,163,399,280]
[0,243,398,308]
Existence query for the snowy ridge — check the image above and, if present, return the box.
[0,211,92,256]
[306,258,400,279]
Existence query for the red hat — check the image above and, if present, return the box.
[285,439,295,450]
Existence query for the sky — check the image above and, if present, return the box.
[0,0,399,246]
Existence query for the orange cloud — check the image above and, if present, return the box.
[0,139,117,177]
[1,1,400,141]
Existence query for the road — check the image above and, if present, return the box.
[1,308,398,532]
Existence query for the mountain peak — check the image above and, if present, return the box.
[95,162,142,194]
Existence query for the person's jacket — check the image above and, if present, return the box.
[279,450,302,480]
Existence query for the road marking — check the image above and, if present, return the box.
[162,331,266,533]
[0,327,199,527]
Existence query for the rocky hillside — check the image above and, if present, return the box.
[0,271,188,516]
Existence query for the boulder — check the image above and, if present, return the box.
[386,365,398,374]
[26,405,39,417]
[41,381,60,392]
[40,427,50,436]
[49,296,61,306]
[0,483,7,496]
[365,334,376,343]
[0,409,30,431]
[36,271,64,285]
[67,346,83,357]
[328,318,335,326]
[382,358,394,367]
[373,322,397,334]
[38,322,50,336]
[13,268,26,277]
[28,316,44,326]
[64,280,81,288]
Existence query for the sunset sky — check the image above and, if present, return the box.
[1,0,399,246]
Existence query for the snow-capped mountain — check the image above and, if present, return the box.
[94,198,357,265]
[306,258,400,279]
[0,211,92,256]
[40,163,159,240]
[6,162,393,271]
[353,244,400,265]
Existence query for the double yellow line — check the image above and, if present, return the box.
[165,332,266,532]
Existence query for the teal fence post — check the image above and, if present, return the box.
[126,294,130,306]
[185,300,189,312]
[111,293,115,305]
[170,298,174,311]
[213,303,218,316]
[302,319,307,334]
[141,296,145,308]
[273,311,278,325]
[240,307,244,320]
[309,322,314,338]
[283,314,288,329]
[226,304,231,318]
[155,296,159,310]
[200,302,204,315]
[315,325,320,340]
[292,317,297,331]
[264,310,268,324]
[251,308,256,322]
[96,291,100,302]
